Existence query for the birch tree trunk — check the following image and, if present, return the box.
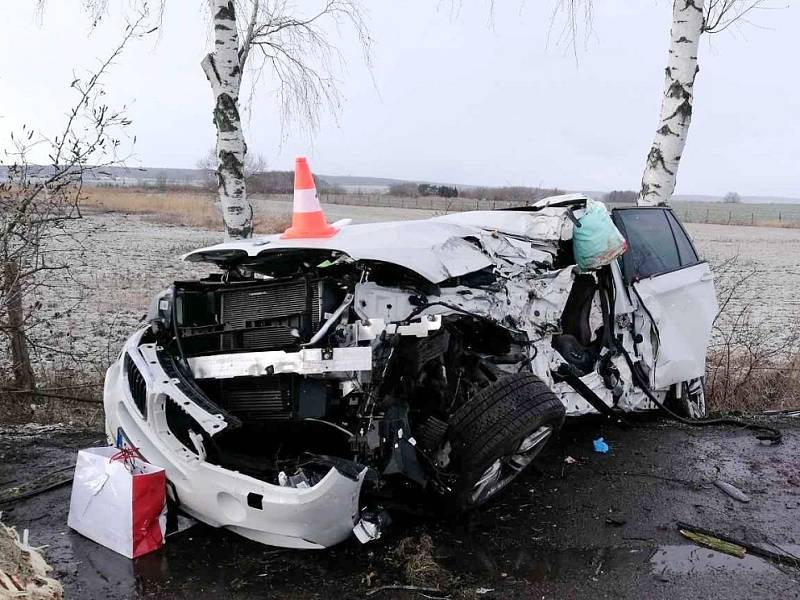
[201,0,254,239]
[638,0,705,207]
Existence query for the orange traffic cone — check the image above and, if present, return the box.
[280,157,338,239]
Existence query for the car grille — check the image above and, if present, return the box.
[221,326,299,351]
[199,377,293,421]
[124,353,147,418]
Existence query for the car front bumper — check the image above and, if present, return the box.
[103,329,366,549]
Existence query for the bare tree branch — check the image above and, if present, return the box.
[1,10,150,411]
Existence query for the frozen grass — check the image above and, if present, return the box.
[82,188,292,234]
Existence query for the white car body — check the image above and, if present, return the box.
[103,195,717,548]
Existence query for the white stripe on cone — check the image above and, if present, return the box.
[293,188,322,213]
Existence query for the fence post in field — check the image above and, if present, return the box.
[728,210,732,224]
[751,212,754,225]
[779,212,782,223]
[705,208,710,223]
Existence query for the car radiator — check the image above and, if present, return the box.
[178,277,323,355]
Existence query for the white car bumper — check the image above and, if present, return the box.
[103,329,366,549]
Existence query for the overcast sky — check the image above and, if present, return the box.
[1,1,798,197]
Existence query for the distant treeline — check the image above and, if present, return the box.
[603,190,638,204]
[239,171,344,194]
[387,184,642,205]
[388,183,566,203]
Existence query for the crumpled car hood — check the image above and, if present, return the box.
[183,219,494,283]
[182,205,578,284]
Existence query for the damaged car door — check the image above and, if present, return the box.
[612,207,717,415]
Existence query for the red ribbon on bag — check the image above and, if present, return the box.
[110,446,145,472]
[110,447,142,462]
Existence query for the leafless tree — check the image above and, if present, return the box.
[638,0,770,206]
[723,191,742,203]
[705,255,800,411]
[202,0,372,239]
[42,1,371,240]
[1,14,149,412]
[548,1,769,207]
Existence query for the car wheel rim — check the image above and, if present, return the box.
[469,425,553,505]
[687,392,705,418]
[684,379,706,418]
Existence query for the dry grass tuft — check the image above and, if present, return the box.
[82,187,291,234]
[706,351,800,413]
[394,534,449,587]
[0,368,105,426]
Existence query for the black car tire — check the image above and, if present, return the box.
[445,373,565,512]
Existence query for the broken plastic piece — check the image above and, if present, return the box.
[713,479,750,503]
[352,510,391,543]
[278,470,310,489]
[593,437,609,453]
[564,456,577,464]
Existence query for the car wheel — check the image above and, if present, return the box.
[444,373,565,512]
[674,378,706,419]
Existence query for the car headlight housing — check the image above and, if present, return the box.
[147,286,174,333]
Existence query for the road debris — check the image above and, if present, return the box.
[679,529,746,558]
[564,456,577,464]
[593,438,610,454]
[677,521,800,568]
[365,585,447,598]
[353,510,391,543]
[0,467,74,506]
[714,479,750,503]
[763,408,800,418]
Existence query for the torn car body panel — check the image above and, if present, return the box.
[632,262,717,390]
[104,195,716,549]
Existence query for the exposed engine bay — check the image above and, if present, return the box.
[105,195,717,547]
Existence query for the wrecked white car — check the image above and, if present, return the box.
[103,194,717,548]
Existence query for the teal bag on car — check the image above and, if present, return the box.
[572,200,628,271]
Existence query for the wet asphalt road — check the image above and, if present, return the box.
[1,416,798,600]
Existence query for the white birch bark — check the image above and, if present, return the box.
[638,0,705,207]
[201,0,254,239]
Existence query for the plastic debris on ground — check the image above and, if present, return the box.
[564,456,577,464]
[593,437,610,453]
[713,480,750,503]
[352,510,392,543]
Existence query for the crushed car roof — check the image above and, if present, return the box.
[182,195,587,283]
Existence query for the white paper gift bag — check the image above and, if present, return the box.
[67,446,166,559]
